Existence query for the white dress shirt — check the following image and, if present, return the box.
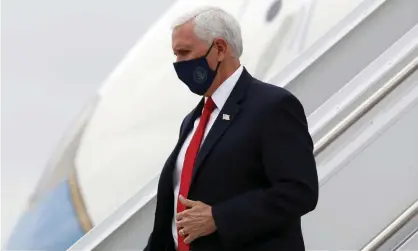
[172,65,244,248]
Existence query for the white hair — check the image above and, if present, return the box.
[172,6,243,58]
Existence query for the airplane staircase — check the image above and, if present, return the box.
[67,0,418,250]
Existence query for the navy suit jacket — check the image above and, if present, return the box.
[145,68,318,251]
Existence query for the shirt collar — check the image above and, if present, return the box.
[207,65,244,110]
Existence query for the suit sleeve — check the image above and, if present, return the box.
[143,233,152,251]
[211,93,319,248]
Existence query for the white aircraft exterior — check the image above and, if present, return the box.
[5,0,366,250]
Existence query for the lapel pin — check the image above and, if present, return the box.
[222,114,230,121]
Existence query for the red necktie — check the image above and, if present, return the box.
[177,97,216,251]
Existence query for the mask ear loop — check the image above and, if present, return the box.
[205,42,222,72]
[214,61,221,71]
[204,42,215,57]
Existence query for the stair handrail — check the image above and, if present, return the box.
[313,57,418,156]
[360,200,418,251]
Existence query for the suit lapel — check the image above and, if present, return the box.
[191,103,240,179]
[191,68,252,185]
[168,98,205,169]
[179,99,204,145]
[154,100,205,234]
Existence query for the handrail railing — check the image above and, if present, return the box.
[392,226,418,251]
[313,57,418,156]
[360,200,418,251]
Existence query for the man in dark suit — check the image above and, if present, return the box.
[144,6,318,251]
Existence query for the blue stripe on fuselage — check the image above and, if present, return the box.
[5,178,86,251]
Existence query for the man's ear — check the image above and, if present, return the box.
[214,38,228,62]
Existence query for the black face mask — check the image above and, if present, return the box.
[173,43,221,95]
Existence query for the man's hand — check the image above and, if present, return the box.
[176,195,217,244]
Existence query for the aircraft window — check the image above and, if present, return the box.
[266,0,282,22]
